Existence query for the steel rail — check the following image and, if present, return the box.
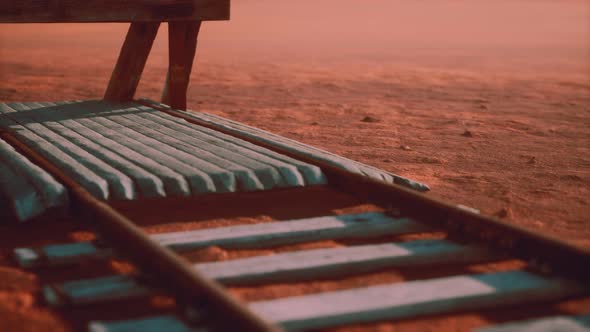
[0,130,281,332]
[139,101,590,281]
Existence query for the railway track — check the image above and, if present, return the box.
[1,100,589,332]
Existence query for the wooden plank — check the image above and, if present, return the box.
[476,315,590,332]
[0,104,109,199]
[162,21,201,110]
[0,138,67,221]
[135,104,325,186]
[196,239,499,285]
[60,103,263,192]
[15,212,428,267]
[88,315,204,332]
[89,106,265,191]
[120,106,300,189]
[104,22,160,102]
[35,102,166,198]
[70,102,233,193]
[139,99,429,192]
[249,271,588,331]
[49,101,190,197]
[0,0,230,23]
[58,101,219,194]
[41,239,500,307]
[4,102,136,200]
[14,242,109,268]
[44,275,153,306]
[153,212,427,250]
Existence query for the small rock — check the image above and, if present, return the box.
[494,207,513,219]
[382,159,393,163]
[461,130,474,137]
[417,156,442,164]
[188,246,228,262]
[361,116,379,123]
[527,157,537,164]
[479,104,488,110]
[310,121,319,125]
[400,145,412,151]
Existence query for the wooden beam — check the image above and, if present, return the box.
[250,271,587,331]
[0,0,230,23]
[104,22,160,103]
[162,21,201,110]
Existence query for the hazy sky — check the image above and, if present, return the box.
[1,0,588,71]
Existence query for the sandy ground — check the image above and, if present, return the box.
[1,0,588,248]
[0,1,589,330]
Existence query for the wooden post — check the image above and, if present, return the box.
[162,21,201,110]
[104,22,160,102]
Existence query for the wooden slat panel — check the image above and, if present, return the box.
[139,99,429,192]
[50,101,191,197]
[14,212,428,267]
[88,105,267,191]
[57,101,219,194]
[104,22,160,102]
[88,315,202,332]
[249,271,588,331]
[0,104,110,199]
[476,315,590,332]
[101,108,266,191]
[1,100,327,198]
[123,106,304,188]
[4,102,136,200]
[0,0,230,23]
[137,104,326,186]
[153,212,427,250]
[35,102,167,198]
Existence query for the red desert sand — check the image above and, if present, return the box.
[0,1,588,331]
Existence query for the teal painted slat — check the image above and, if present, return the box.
[249,270,587,331]
[44,275,153,306]
[196,239,499,285]
[88,315,201,332]
[476,315,590,332]
[152,212,427,250]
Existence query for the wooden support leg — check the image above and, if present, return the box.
[162,21,201,110]
[104,22,160,102]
